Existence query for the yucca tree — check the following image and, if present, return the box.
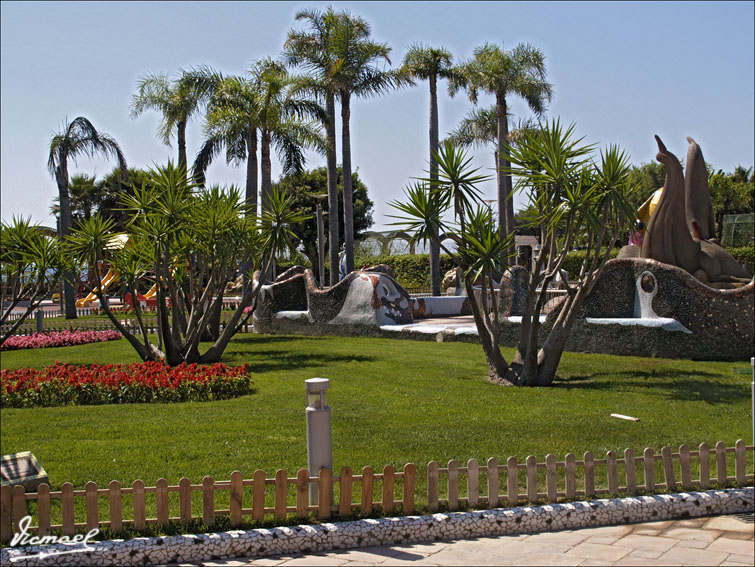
[450,43,552,258]
[67,162,310,365]
[1,217,66,343]
[48,116,127,318]
[131,66,220,170]
[401,44,454,296]
[392,124,637,386]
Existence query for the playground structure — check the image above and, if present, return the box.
[76,268,119,307]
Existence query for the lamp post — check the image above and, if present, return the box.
[305,378,332,505]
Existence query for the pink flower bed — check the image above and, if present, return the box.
[0,330,122,351]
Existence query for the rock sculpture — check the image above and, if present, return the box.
[640,136,750,288]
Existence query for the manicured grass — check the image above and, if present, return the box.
[1,334,752,530]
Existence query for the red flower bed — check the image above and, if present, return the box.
[0,330,122,351]
[1,362,252,407]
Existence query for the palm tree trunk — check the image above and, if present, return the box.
[429,74,441,296]
[245,128,258,216]
[177,120,188,173]
[496,93,515,261]
[56,160,77,319]
[260,130,272,212]
[326,91,339,287]
[340,90,355,274]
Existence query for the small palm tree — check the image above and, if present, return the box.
[48,116,126,318]
[450,43,552,258]
[401,43,454,296]
[131,66,220,170]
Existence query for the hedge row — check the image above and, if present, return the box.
[354,243,753,285]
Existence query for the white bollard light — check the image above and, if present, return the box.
[306,378,332,505]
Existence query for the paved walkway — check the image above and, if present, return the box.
[173,514,754,566]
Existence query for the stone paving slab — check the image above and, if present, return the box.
[174,514,754,567]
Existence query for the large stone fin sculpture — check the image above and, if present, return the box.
[641,135,700,274]
[684,137,717,241]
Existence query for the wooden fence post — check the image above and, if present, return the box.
[716,442,727,486]
[679,445,692,490]
[447,460,459,511]
[546,454,557,503]
[699,443,710,489]
[403,464,416,515]
[565,454,576,500]
[85,481,99,531]
[643,448,655,493]
[296,469,309,519]
[624,448,636,496]
[361,466,374,516]
[179,478,192,523]
[318,468,331,519]
[382,465,395,514]
[661,446,676,492]
[156,478,169,527]
[427,462,438,513]
[38,483,51,536]
[584,452,595,498]
[12,485,25,533]
[62,482,75,535]
[735,439,746,485]
[202,476,215,526]
[275,469,287,520]
[507,457,518,507]
[607,451,618,497]
[133,480,145,531]
[467,458,479,508]
[253,470,266,521]
[526,456,538,504]
[230,471,243,527]
[109,481,122,533]
[0,484,10,543]
[487,458,498,508]
[339,467,353,516]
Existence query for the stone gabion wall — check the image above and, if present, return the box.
[2,487,752,567]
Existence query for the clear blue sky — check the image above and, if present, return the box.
[2,1,753,231]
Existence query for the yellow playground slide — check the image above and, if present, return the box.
[76,269,119,307]
[143,283,158,299]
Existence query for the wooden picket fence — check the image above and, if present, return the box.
[426,440,753,512]
[1,441,752,543]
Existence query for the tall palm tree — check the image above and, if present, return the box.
[450,43,552,259]
[401,43,453,296]
[131,66,219,170]
[284,7,342,285]
[48,116,127,318]
[194,62,325,216]
[330,13,402,273]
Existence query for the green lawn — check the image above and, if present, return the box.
[1,334,752,532]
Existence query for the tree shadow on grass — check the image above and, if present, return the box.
[553,369,748,405]
[224,351,376,373]
[230,335,332,346]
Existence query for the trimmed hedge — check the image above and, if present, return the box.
[288,243,753,289]
[355,254,455,289]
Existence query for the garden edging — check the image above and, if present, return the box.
[2,487,752,566]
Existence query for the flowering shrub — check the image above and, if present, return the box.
[1,362,252,407]
[0,330,122,351]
